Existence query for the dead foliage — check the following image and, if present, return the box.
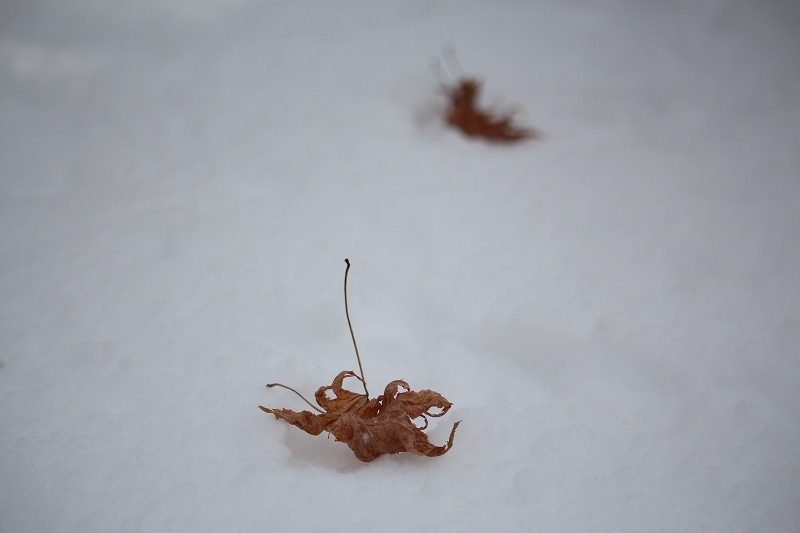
[444,78,538,142]
[260,371,459,462]
[261,259,460,463]
[434,48,539,143]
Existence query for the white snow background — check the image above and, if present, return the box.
[1,1,799,531]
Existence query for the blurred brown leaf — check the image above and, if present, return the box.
[444,78,538,143]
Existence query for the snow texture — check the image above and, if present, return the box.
[1,1,799,531]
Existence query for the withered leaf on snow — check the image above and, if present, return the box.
[260,371,459,462]
[433,49,538,143]
[261,260,460,463]
[444,78,538,143]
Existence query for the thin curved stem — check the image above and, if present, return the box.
[442,44,464,79]
[344,258,369,397]
[266,383,324,413]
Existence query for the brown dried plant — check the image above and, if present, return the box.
[260,259,460,463]
[434,50,539,143]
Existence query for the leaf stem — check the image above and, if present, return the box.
[266,383,324,413]
[344,258,369,397]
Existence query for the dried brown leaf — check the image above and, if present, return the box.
[260,370,460,462]
[261,259,460,463]
[444,78,538,143]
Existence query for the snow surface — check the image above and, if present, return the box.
[1,1,799,531]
